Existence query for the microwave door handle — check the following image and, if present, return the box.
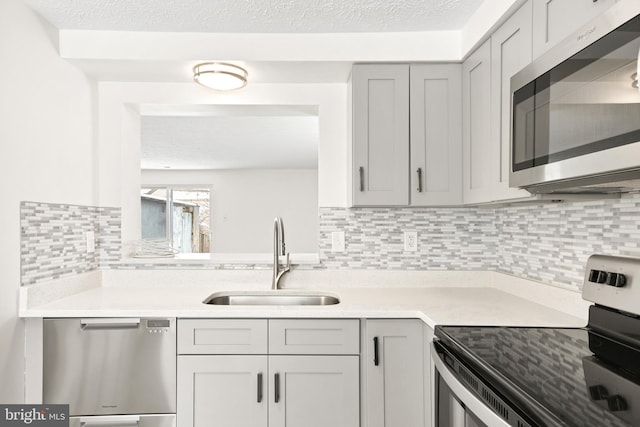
[79,415,140,426]
[80,318,141,330]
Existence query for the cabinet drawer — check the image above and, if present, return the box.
[178,319,268,354]
[269,319,360,355]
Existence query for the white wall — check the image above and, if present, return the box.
[0,0,96,402]
[142,169,318,253]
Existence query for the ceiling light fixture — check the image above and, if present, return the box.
[193,62,248,91]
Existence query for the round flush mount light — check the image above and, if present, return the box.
[193,62,248,91]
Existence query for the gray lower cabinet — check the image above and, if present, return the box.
[178,355,268,427]
[269,355,360,427]
[177,319,360,427]
[362,319,426,427]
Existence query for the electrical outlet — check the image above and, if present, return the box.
[86,231,96,254]
[404,231,418,252]
[331,231,345,252]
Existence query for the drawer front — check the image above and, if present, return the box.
[178,319,268,354]
[269,319,360,355]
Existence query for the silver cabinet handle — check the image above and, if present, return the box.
[359,166,365,192]
[79,415,140,426]
[257,372,263,403]
[417,168,423,193]
[80,318,141,330]
[274,372,281,403]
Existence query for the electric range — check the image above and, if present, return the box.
[433,254,640,427]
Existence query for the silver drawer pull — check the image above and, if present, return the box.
[79,415,140,426]
[80,318,141,330]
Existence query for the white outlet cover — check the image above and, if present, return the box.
[331,231,345,252]
[404,231,417,252]
[86,231,96,253]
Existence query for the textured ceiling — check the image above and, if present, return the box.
[141,115,319,170]
[25,0,484,33]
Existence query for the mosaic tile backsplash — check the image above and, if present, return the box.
[318,207,498,270]
[318,193,640,290]
[20,193,640,290]
[20,202,120,286]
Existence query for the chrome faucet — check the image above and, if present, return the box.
[272,216,291,290]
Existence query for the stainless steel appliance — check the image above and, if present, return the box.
[433,254,640,426]
[510,0,640,194]
[43,318,176,426]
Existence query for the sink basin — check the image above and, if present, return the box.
[203,291,340,306]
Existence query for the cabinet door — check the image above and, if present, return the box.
[462,40,493,204]
[177,355,268,427]
[363,319,424,427]
[352,64,410,206]
[532,0,618,59]
[490,0,533,202]
[269,355,359,427]
[410,64,462,206]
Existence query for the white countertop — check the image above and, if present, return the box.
[20,270,590,329]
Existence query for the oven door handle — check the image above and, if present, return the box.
[432,343,511,427]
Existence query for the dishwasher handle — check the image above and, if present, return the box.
[79,415,140,426]
[80,318,141,330]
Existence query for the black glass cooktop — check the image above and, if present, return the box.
[435,326,640,427]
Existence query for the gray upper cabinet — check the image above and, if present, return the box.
[462,39,493,204]
[362,319,425,427]
[410,64,463,206]
[351,64,410,206]
[464,1,535,204]
[351,63,462,206]
[532,0,619,59]
[490,0,533,201]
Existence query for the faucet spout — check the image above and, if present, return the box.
[272,216,290,290]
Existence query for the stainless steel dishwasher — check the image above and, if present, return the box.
[43,318,176,426]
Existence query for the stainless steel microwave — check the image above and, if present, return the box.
[510,1,640,194]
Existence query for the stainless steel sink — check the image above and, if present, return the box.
[203,291,340,306]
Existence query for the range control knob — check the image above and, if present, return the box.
[607,395,628,412]
[607,273,626,288]
[589,269,600,283]
[589,385,609,400]
[597,270,608,284]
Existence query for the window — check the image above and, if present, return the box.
[140,187,211,253]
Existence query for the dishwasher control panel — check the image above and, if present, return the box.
[147,319,171,333]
